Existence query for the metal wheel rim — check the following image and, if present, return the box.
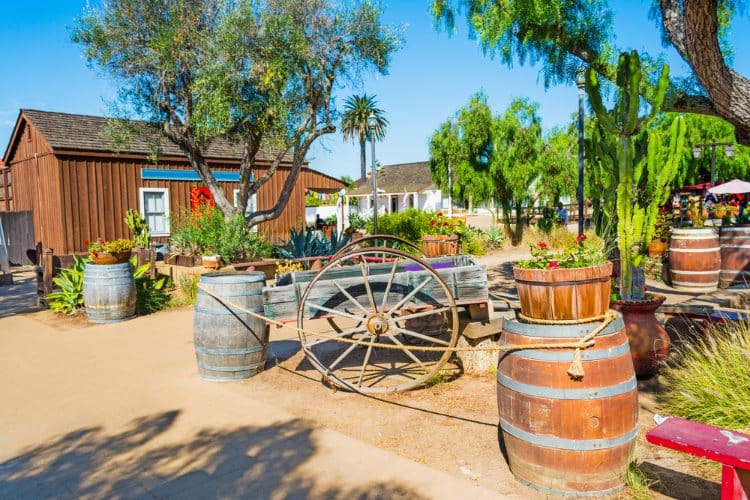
[333,234,425,260]
[297,247,459,393]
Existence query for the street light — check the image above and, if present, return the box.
[576,69,586,235]
[368,114,379,234]
[692,141,735,186]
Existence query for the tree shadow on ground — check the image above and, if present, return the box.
[486,261,518,301]
[0,410,428,499]
[639,461,721,500]
[0,272,40,319]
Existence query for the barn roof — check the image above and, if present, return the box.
[347,162,436,196]
[5,109,292,163]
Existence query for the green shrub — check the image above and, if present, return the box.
[348,214,370,230]
[131,257,171,314]
[218,215,275,264]
[484,226,505,249]
[461,228,487,256]
[46,256,88,314]
[367,209,432,244]
[171,273,199,306]
[660,321,750,432]
[125,208,150,248]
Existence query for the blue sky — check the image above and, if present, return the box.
[1,1,749,180]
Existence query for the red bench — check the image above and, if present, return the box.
[646,417,750,499]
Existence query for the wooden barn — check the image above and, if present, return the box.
[0,109,344,258]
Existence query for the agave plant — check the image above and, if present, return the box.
[46,256,88,314]
[275,228,331,260]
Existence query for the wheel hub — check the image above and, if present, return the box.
[367,314,389,336]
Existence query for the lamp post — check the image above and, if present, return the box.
[576,69,586,235]
[368,115,379,234]
[692,141,735,187]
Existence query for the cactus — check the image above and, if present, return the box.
[586,51,683,300]
[125,209,151,249]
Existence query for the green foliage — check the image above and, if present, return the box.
[275,228,351,260]
[536,127,577,205]
[130,256,170,315]
[366,209,433,244]
[537,206,556,234]
[483,226,505,249]
[342,94,389,181]
[170,207,274,262]
[171,273,199,307]
[460,228,487,256]
[586,51,684,300]
[660,321,750,433]
[73,0,401,222]
[46,256,88,315]
[517,234,606,269]
[348,214,370,230]
[124,208,150,248]
[88,238,135,257]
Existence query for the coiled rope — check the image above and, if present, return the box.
[197,285,617,379]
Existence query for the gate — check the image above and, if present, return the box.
[0,211,35,265]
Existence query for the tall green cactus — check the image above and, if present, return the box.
[586,51,683,300]
[125,208,151,249]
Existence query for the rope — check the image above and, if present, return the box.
[197,285,617,379]
[488,291,520,309]
[518,312,608,325]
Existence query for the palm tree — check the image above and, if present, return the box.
[341,94,388,181]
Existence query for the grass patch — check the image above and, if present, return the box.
[624,460,657,499]
[168,273,199,307]
[659,320,750,433]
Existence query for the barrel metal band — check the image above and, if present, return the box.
[198,289,263,298]
[197,362,263,372]
[199,374,255,381]
[669,247,720,253]
[194,305,264,315]
[498,340,630,362]
[670,270,721,275]
[499,418,638,451]
[497,373,637,399]
[515,276,610,286]
[200,275,265,284]
[671,235,718,240]
[502,315,624,338]
[83,279,134,286]
[511,473,626,497]
[195,345,266,355]
[670,280,719,287]
[719,244,750,248]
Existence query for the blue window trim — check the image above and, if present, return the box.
[141,168,250,183]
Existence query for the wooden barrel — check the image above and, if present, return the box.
[719,226,750,288]
[513,262,613,321]
[83,262,136,323]
[193,271,269,382]
[669,228,720,292]
[497,313,637,496]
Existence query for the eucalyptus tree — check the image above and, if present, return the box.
[432,1,750,146]
[73,0,400,225]
[341,94,388,181]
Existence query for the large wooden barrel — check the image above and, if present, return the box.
[83,262,136,323]
[669,228,720,292]
[497,313,637,496]
[513,262,613,321]
[719,226,750,288]
[193,272,269,382]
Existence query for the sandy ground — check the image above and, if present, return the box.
[0,249,740,499]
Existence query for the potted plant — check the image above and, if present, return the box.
[87,237,135,265]
[587,51,686,377]
[422,212,460,257]
[514,234,611,321]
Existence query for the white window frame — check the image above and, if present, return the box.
[139,187,171,237]
[233,189,259,231]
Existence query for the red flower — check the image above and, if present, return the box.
[577,233,587,242]
[429,219,435,226]
[83,239,89,245]
[547,260,559,269]
[538,242,548,250]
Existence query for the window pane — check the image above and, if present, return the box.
[143,191,167,233]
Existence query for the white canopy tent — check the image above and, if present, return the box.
[707,179,750,194]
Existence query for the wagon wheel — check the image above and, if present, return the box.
[333,234,425,260]
[297,247,460,393]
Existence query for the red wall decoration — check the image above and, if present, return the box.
[191,187,215,210]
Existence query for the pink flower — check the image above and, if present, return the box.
[547,260,559,269]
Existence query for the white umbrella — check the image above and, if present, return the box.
[707,179,750,194]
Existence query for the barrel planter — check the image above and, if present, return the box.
[421,234,459,257]
[497,313,637,496]
[611,294,670,379]
[513,262,613,321]
[719,226,750,288]
[83,262,136,323]
[193,272,269,382]
[669,228,720,292]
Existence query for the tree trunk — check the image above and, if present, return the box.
[359,138,367,181]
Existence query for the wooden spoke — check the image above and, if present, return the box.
[356,337,376,387]
[386,275,434,317]
[394,306,451,323]
[333,281,370,315]
[328,334,369,371]
[307,327,367,347]
[383,332,429,373]
[391,325,452,346]
[307,302,366,323]
[379,259,400,312]
[359,260,378,313]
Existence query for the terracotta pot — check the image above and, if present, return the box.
[91,251,131,265]
[610,293,670,379]
[202,255,221,269]
[513,262,613,321]
[647,239,668,259]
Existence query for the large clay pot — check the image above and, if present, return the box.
[513,262,613,321]
[91,251,131,265]
[610,294,670,379]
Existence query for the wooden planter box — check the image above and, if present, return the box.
[232,259,280,280]
[422,234,459,257]
[166,254,202,267]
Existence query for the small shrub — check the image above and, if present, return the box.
[348,214,370,230]
[46,256,88,314]
[367,209,433,244]
[131,257,171,314]
[124,209,150,248]
[171,273,199,306]
[660,320,750,433]
[625,459,657,500]
[461,228,487,256]
[484,226,505,249]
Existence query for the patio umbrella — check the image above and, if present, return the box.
[707,179,750,194]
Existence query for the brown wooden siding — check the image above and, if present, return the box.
[4,122,63,251]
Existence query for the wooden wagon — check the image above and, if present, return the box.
[262,236,493,393]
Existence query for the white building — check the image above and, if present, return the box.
[344,162,449,225]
